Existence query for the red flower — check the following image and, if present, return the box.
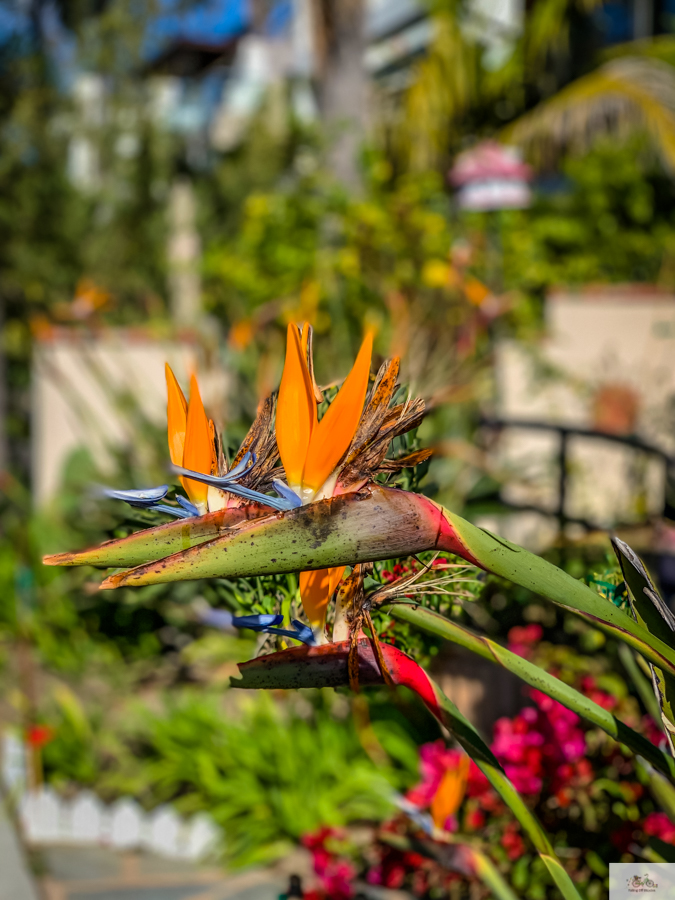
[467,760,491,798]
[642,716,666,748]
[491,708,544,795]
[580,676,616,711]
[302,828,355,900]
[501,823,526,860]
[507,624,543,658]
[611,822,637,853]
[464,807,485,830]
[367,845,431,892]
[26,725,55,748]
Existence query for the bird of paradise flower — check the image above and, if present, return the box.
[72,323,430,652]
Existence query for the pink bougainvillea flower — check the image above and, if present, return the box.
[491,707,545,795]
[644,812,675,845]
[406,741,469,831]
[302,827,356,900]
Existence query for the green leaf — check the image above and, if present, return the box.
[612,537,675,755]
[43,504,270,569]
[618,642,663,724]
[385,602,675,783]
[442,507,675,678]
[649,837,675,863]
[467,847,520,900]
[639,758,675,821]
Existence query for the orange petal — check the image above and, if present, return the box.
[302,331,372,494]
[299,566,345,631]
[276,323,317,488]
[302,323,324,403]
[165,364,187,467]
[430,756,469,830]
[183,374,216,508]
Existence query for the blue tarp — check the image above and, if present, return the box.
[148,0,249,53]
[0,0,251,55]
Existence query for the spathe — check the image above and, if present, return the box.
[43,501,274,569]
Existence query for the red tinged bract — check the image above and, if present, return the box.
[233,638,458,735]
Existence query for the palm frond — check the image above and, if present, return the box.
[602,34,675,67]
[504,57,675,173]
[403,11,479,170]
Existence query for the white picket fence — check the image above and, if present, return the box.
[2,731,221,860]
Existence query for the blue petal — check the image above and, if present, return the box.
[176,495,200,517]
[153,504,194,519]
[272,479,303,508]
[261,621,317,646]
[172,465,293,512]
[394,795,434,835]
[226,451,256,480]
[103,486,196,518]
[198,608,235,630]
[232,614,284,631]
[104,485,169,507]
[198,610,287,634]
[289,619,316,644]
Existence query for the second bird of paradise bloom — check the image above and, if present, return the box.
[405,742,471,833]
[165,366,220,516]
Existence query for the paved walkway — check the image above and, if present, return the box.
[37,847,290,900]
[1,813,411,900]
[0,805,39,900]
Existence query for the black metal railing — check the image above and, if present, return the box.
[478,416,675,532]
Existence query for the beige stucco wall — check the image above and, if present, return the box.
[488,286,675,545]
[31,330,200,505]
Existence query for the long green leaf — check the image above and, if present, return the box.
[42,503,271,568]
[441,504,675,678]
[385,602,675,783]
[431,686,583,900]
[470,848,519,900]
[612,537,675,755]
[638,758,675,821]
[618,643,663,724]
